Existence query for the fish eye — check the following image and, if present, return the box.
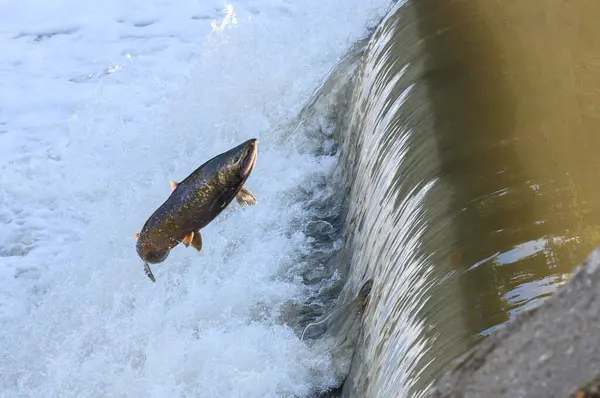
[233,155,241,163]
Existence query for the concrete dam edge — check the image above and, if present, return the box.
[424,245,600,398]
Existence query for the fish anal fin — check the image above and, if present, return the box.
[182,231,194,247]
[134,233,140,239]
[191,230,202,251]
[236,186,257,206]
[170,181,179,192]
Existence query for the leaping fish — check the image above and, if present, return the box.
[134,138,259,282]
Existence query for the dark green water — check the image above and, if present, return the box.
[330,0,600,396]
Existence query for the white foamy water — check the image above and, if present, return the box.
[0,0,390,396]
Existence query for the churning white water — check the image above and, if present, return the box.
[0,0,390,396]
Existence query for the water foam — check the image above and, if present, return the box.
[0,0,391,396]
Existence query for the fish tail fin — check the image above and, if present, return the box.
[144,263,156,283]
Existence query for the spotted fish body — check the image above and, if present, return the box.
[135,138,258,281]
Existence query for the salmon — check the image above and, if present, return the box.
[134,138,258,282]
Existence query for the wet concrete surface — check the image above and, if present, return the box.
[425,246,600,398]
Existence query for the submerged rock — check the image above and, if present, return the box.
[424,246,600,398]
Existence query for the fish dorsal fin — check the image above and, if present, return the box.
[170,181,179,191]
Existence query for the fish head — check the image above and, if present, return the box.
[238,138,258,178]
[217,138,258,185]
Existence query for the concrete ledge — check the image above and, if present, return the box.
[425,247,600,398]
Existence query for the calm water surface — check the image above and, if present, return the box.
[335,1,600,396]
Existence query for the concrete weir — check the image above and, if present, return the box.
[424,246,600,398]
[323,0,600,396]
[417,1,600,396]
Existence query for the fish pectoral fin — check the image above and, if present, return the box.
[170,181,179,191]
[236,186,257,206]
[134,233,140,239]
[182,232,194,247]
[191,231,202,251]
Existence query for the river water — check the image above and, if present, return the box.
[329,0,600,397]
[2,0,600,396]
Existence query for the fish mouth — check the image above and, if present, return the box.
[240,139,258,177]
